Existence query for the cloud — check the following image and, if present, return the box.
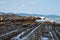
[26,2,40,4]
[39,8,60,12]
[20,1,46,8]
[25,1,46,5]
[21,4,25,7]
[20,2,40,7]
[0,2,7,5]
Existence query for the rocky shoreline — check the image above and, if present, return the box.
[0,14,39,35]
[0,14,60,40]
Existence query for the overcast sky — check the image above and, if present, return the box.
[0,0,60,15]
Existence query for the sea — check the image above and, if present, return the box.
[48,18,60,24]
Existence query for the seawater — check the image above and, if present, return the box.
[50,18,60,23]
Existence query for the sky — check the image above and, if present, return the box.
[0,0,60,15]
